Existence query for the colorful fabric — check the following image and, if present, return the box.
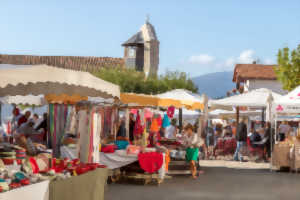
[138,152,163,173]
[150,118,159,133]
[115,140,129,150]
[185,147,199,161]
[167,106,175,118]
[133,112,143,136]
[157,115,162,127]
[49,104,72,157]
[162,113,171,128]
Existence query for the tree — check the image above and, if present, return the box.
[275,45,300,91]
[93,67,198,94]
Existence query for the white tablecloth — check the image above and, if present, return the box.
[60,146,138,169]
[0,180,50,200]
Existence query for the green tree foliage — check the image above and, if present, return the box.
[275,45,300,91]
[93,67,198,94]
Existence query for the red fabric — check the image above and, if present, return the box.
[18,115,27,127]
[29,157,39,174]
[133,112,143,136]
[157,115,162,127]
[138,152,163,173]
[167,106,175,118]
[101,145,117,153]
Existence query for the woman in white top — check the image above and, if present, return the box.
[165,118,177,139]
[183,123,205,179]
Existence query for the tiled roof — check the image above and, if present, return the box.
[233,64,277,82]
[0,54,124,72]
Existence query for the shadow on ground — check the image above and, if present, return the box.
[105,167,300,200]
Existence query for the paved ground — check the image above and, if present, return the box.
[105,166,300,200]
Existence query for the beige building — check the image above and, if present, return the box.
[122,20,159,77]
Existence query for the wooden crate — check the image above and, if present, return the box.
[272,144,290,170]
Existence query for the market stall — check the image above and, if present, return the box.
[210,88,282,160]
[272,85,300,171]
[0,64,119,198]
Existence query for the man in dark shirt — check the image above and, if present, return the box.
[234,117,247,161]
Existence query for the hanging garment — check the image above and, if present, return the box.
[162,113,171,128]
[167,106,175,118]
[77,109,89,163]
[150,118,159,133]
[133,112,143,137]
[157,115,162,127]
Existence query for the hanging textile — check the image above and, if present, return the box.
[167,106,175,118]
[77,108,101,163]
[103,108,112,137]
[150,118,159,133]
[162,113,171,128]
[49,104,71,157]
[133,112,143,137]
[157,114,162,127]
[92,112,101,163]
[77,109,89,162]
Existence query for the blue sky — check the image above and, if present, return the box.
[0,0,299,77]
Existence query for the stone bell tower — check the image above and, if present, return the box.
[122,19,159,77]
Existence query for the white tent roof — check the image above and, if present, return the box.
[209,109,262,118]
[0,64,120,98]
[156,89,204,104]
[211,88,282,108]
[0,95,46,106]
[274,85,300,113]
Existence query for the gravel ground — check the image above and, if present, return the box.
[105,166,300,200]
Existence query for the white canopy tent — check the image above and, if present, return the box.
[0,64,120,123]
[0,64,120,98]
[156,89,208,135]
[209,109,263,118]
[156,89,205,108]
[210,88,282,122]
[274,85,300,114]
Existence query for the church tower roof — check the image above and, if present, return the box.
[122,21,158,46]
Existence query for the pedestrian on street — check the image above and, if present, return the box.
[234,117,247,161]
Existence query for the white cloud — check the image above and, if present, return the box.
[237,49,255,63]
[263,58,274,65]
[224,57,235,68]
[179,49,274,76]
[188,54,215,65]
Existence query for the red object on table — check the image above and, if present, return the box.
[138,152,163,173]
[20,178,30,185]
[9,182,21,189]
[29,157,39,174]
[101,145,117,153]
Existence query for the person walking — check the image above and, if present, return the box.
[234,117,247,162]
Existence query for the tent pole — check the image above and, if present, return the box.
[125,108,130,138]
[0,103,2,125]
[236,106,240,124]
[199,94,209,138]
[179,108,183,133]
[262,107,265,127]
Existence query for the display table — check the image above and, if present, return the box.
[0,180,50,200]
[49,168,108,200]
[61,146,138,169]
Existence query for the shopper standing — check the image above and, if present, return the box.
[234,117,247,162]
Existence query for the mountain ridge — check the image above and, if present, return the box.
[192,71,235,98]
